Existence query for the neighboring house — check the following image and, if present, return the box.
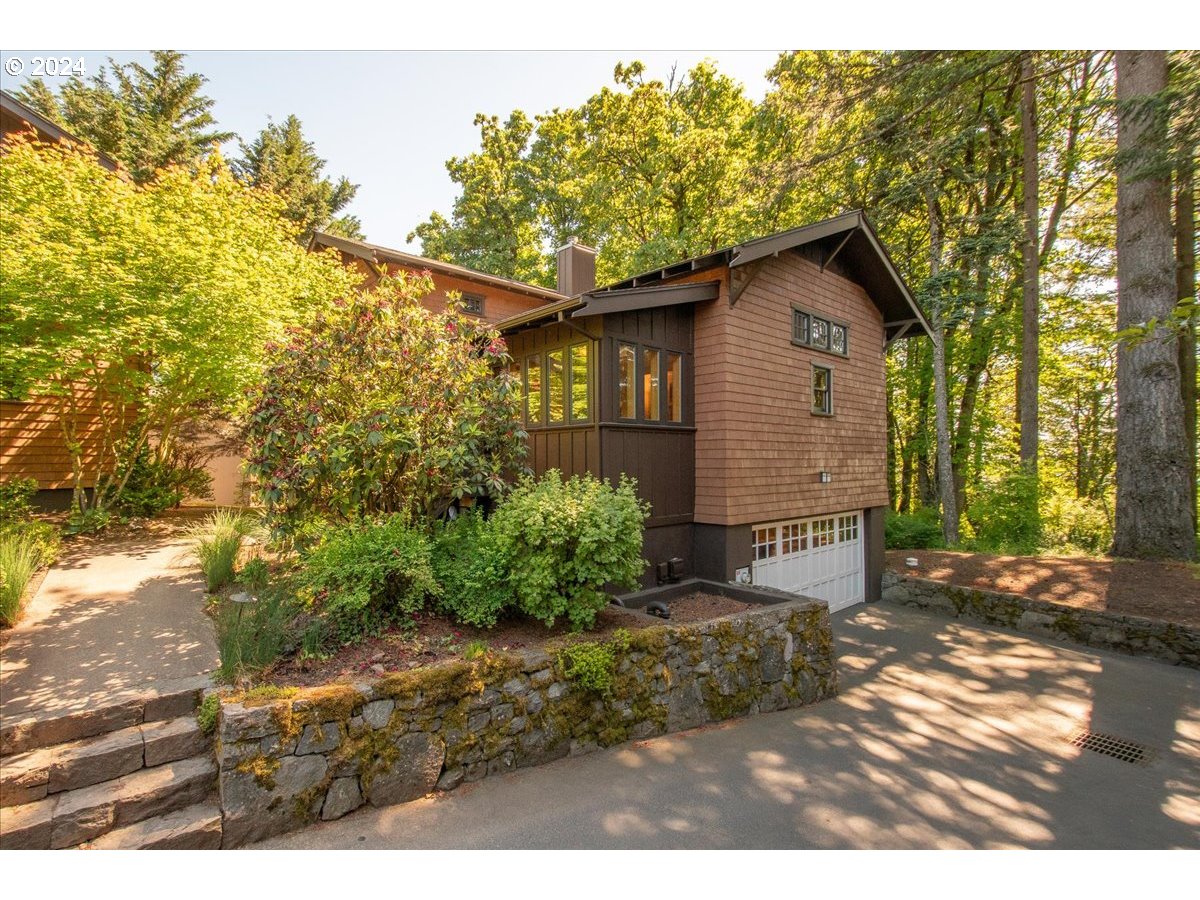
[315,212,929,613]
[0,90,122,509]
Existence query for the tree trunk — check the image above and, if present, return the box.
[1113,50,1196,560]
[926,195,959,544]
[1178,154,1197,537]
[1019,51,1041,474]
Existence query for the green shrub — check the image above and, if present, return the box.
[191,509,259,592]
[65,507,113,535]
[215,586,295,682]
[463,639,489,660]
[1041,491,1112,554]
[298,515,438,644]
[966,470,1041,555]
[238,558,271,593]
[0,478,38,523]
[430,510,513,628]
[885,507,945,550]
[491,471,649,631]
[0,532,40,626]
[195,693,220,735]
[0,520,61,569]
[557,629,631,696]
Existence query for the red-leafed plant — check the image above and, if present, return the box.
[243,271,527,533]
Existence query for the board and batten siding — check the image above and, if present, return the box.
[691,250,889,526]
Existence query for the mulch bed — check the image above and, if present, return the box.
[261,591,755,689]
[887,549,1200,630]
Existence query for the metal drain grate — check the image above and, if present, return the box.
[1068,728,1157,766]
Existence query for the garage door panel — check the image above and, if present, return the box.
[751,510,863,612]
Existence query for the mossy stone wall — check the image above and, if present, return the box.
[883,572,1200,669]
[215,597,838,847]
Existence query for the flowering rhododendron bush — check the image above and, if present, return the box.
[243,272,527,532]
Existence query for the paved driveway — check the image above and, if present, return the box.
[255,603,1200,849]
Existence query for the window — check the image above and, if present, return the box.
[811,517,836,547]
[618,343,636,418]
[462,293,484,316]
[666,352,682,423]
[508,360,522,411]
[753,526,778,561]
[812,365,832,415]
[838,514,859,543]
[642,348,661,421]
[792,307,848,357]
[569,343,589,421]
[781,522,807,555]
[525,355,543,424]
[547,349,565,423]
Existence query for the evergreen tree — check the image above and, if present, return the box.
[233,114,360,242]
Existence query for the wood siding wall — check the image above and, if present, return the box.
[690,251,889,526]
[1,391,110,490]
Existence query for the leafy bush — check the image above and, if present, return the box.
[243,272,527,535]
[298,515,438,644]
[0,478,38,523]
[65,507,113,535]
[966,470,1041,555]
[885,507,945,550]
[215,587,295,682]
[490,471,649,631]
[114,441,213,518]
[557,629,631,696]
[195,693,220,735]
[0,532,40,626]
[1041,491,1113,554]
[191,509,260,592]
[238,558,272,593]
[0,520,61,569]
[430,510,513,628]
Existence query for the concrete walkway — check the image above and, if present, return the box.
[255,603,1200,850]
[0,517,219,724]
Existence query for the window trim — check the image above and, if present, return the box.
[812,363,834,416]
[461,292,485,316]
[522,342,595,429]
[791,304,849,358]
[614,340,688,425]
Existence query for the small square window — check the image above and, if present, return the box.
[812,365,832,415]
[462,293,484,316]
[831,324,847,355]
[810,318,829,350]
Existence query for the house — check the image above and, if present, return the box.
[318,211,929,612]
[0,90,122,509]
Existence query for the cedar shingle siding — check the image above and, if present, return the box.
[692,251,888,526]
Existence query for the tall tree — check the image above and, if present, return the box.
[1019,51,1041,477]
[233,114,361,242]
[14,50,232,183]
[1113,50,1195,560]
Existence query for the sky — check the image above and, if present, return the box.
[1,50,782,251]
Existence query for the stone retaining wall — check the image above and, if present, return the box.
[882,572,1200,669]
[215,597,837,847]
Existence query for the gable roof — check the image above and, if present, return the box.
[309,231,567,304]
[496,210,931,341]
[599,210,930,342]
[0,90,121,173]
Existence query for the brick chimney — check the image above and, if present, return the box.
[556,237,597,296]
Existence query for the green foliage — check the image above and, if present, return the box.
[112,439,212,518]
[195,693,220,735]
[15,50,234,183]
[965,470,1042,555]
[463,640,489,661]
[430,510,513,628]
[243,272,527,533]
[0,531,41,626]
[557,629,631,696]
[490,471,648,631]
[215,586,295,682]
[885,508,946,550]
[0,478,38,523]
[191,509,260,593]
[233,114,359,241]
[1041,491,1113,554]
[0,133,356,517]
[238,558,272,593]
[65,508,113,535]
[298,516,438,644]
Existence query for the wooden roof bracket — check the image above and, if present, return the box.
[884,319,916,347]
[820,228,856,273]
[729,257,768,307]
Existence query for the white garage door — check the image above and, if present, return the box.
[750,511,864,612]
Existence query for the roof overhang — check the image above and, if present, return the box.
[603,210,931,342]
[572,280,720,317]
[309,231,567,304]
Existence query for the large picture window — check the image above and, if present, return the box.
[522,343,593,427]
